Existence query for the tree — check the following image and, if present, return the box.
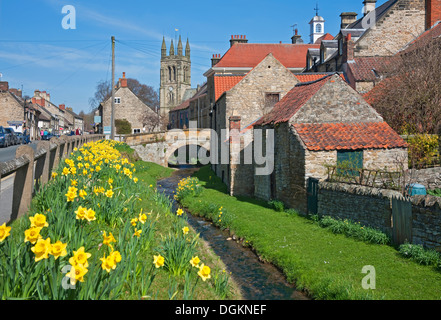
[89,80,112,111]
[367,36,441,135]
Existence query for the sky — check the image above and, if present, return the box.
[0,0,388,115]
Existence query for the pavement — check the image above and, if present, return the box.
[0,141,37,162]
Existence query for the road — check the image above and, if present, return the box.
[0,141,37,224]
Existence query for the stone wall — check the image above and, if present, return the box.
[0,92,25,128]
[317,181,441,250]
[355,0,425,57]
[411,167,441,190]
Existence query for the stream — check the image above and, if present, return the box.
[156,167,309,300]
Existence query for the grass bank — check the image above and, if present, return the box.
[178,166,441,300]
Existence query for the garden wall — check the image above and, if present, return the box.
[317,181,441,250]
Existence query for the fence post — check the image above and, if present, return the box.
[11,146,34,221]
[37,141,51,186]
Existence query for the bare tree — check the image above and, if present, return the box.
[89,80,112,111]
[368,37,441,134]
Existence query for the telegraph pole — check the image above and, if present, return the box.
[110,36,115,140]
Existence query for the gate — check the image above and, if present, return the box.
[307,178,319,215]
[391,196,412,245]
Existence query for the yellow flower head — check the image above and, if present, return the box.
[182,226,189,235]
[51,172,58,179]
[31,238,52,262]
[133,228,142,238]
[133,177,138,183]
[197,264,211,281]
[62,167,70,176]
[66,263,88,285]
[177,208,184,216]
[71,179,78,187]
[69,246,92,268]
[75,206,88,220]
[24,226,42,244]
[29,213,49,228]
[105,189,114,198]
[102,231,116,246]
[153,254,165,268]
[190,256,200,268]
[79,189,87,199]
[130,218,138,227]
[85,209,96,222]
[50,241,68,260]
[0,223,12,243]
[108,178,113,184]
[100,254,117,273]
[138,213,147,224]
[112,250,122,263]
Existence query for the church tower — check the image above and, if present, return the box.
[309,4,325,44]
[159,35,192,118]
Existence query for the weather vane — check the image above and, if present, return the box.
[314,2,320,16]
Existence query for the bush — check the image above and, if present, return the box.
[407,134,439,168]
[115,119,132,135]
[268,200,284,212]
[399,243,441,267]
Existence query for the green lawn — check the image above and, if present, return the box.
[179,166,441,300]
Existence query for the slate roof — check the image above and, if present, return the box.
[170,98,191,112]
[347,56,392,81]
[213,43,320,69]
[346,0,398,30]
[292,122,408,151]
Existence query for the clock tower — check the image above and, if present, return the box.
[159,35,192,118]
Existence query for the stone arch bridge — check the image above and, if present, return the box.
[123,129,212,167]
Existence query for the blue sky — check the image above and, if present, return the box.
[0,0,386,114]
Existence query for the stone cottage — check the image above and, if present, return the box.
[99,72,158,135]
[212,53,299,196]
[253,73,408,214]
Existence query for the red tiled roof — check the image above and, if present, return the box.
[214,43,320,69]
[295,73,346,83]
[315,33,334,44]
[292,122,408,151]
[348,56,392,82]
[214,75,245,101]
[256,74,332,126]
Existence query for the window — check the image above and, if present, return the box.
[168,66,172,82]
[114,97,121,104]
[337,150,363,177]
[316,24,322,33]
[133,129,141,134]
[265,93,280,112]
[173,66,176,81]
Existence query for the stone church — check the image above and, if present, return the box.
[159,35,197,118]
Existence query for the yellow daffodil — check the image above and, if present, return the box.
[133,177,138,183]
[108,178,113,184]
[31,238,52,262]
[177,208,184,216]
[85,209,96,222]
[131,218,138,227]
[105,189,114,198]
[51,172,58,179]
[133,228,142,238]
[24,226,42,244]
[182,226,189,235]
[102,231,116,246]
[197,264,211,281]
[112,250,122,263]
[153,254,164,268]
[0,223,12,242]
[71,179,78,187]
[66,263,88,285]
[69,246,92,268]
[62,167,70,176]
[29,213,49,228]
[50,241,68,260]
[100,254,117,273]
[79,189,87,199]
[190,256,200,268]
[75,206,87,220]
[138,213,147,224]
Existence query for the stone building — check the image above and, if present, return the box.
[99,73,158,135]
[0,81,40,139]
[253,73,408,214]
[305,0,433,94]
[212,53,299,196]
[159,36,196,118]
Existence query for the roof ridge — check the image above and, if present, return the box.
[294,72,339,87]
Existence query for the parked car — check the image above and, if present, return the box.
[5,128,18,145]
[0,126,10,148]
[42,133,55,141]
[15,132,24,144]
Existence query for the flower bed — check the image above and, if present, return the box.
[0,140,228,300]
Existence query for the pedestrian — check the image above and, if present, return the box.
[40,129,44,140]
[75,128,80,136]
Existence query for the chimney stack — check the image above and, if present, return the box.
[211,54,222,66]
[291,29,304,44]
[363,0,377,16]
[343,33,355,62]
[59,104,66,110]
[0,81,9,92]
[426,0,441,30]
[340,12,358,29]
[229,35,248,47]
[119,72,128,88]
